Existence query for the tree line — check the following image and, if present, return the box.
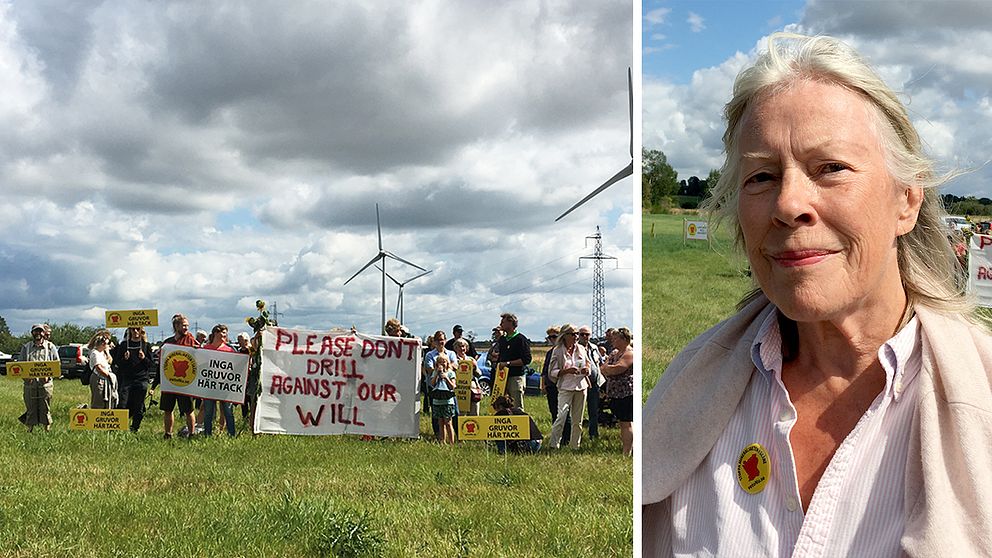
[942,194,992,218]
[642,148,719,211]
[0,315,108,355]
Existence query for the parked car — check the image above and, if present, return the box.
[475,350,542,396]
[945,215,972,233]
[58,344,90,379]
[0,351,14,375]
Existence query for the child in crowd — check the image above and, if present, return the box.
[429,355,457,444]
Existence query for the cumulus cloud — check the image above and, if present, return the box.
[0,0,634,339]
[644,1,992,197]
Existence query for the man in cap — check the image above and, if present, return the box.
[444,324,478,359]
[19,324,59,432]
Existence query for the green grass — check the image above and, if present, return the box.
[641,214,752,400]
[0,373,630,557]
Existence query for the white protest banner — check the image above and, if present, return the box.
[968,234,992,307]
[159,345,249,404]
[255,326,421,437]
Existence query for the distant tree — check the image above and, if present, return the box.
[642,148,679,208]
[703,169,721,200]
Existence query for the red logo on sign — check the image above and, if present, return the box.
[172,361,189,378]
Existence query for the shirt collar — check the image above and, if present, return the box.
[750,308,921,403]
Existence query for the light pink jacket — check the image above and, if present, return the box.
[548,342,590,392]
[642,295,992,557]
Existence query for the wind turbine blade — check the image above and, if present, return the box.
[343,253,384,285]
[375,203,383,251]
[382,251,427,272]
[628,67,634,159]
[403,268,434,285]
[554,161,633,222]
[375,265,402,286]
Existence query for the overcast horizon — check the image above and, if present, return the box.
[0,1,635,343]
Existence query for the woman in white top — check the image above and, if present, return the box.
[547,323,590,449]
[87,330,117,409]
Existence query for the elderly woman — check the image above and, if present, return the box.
[547,323,590,450]
[643,34,992,556]
[87,330,117,409]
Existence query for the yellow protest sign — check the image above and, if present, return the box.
[488,362,509,410]
[455,360,474,413]
[105,309,158,328]
[457,415,529,441]
[69,409,129,431]
[5,361,60,379]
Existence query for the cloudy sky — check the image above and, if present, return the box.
[0,0,635,342]
[643,0,992,196]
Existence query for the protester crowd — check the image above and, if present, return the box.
[13,311,634,456]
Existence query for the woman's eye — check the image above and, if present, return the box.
[743,172,774,185]
[821,162,848,174]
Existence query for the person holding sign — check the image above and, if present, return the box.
[87,330,118,409]
[495,313,531,410]
[160,313,198,440]
[491,394,542,454]
[18,324,59,432]
[110,326,154,432]
[201,324,237,437]
[546,323,589,450]
[429,354,457,445]
[452,338,481,416]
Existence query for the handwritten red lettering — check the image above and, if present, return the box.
[296,405,324,426]
[275,329,294,352]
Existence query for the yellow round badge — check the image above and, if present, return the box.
[164,350,196,387]
[737,443,771,494]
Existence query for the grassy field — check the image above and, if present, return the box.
[641,214,752,400]
[0,352,631,557]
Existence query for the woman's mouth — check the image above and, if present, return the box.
[770,249,835,267]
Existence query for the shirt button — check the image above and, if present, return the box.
[779,409,791,422]
[786,497,799,512]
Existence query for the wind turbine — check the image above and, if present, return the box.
[555,67,634,221]
[376,265,433,324]
[343,203,427,333]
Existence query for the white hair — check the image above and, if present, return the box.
[703,33,970,316]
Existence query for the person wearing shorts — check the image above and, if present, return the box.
[160,313,198,439]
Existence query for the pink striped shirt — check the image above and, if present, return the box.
[664,310,921,557]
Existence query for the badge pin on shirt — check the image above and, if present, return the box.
[737,443,770,494]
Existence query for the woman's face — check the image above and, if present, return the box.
[454,343,466,358]
[736,80,922,323]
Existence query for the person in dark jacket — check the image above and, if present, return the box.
[111,326,155,432]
